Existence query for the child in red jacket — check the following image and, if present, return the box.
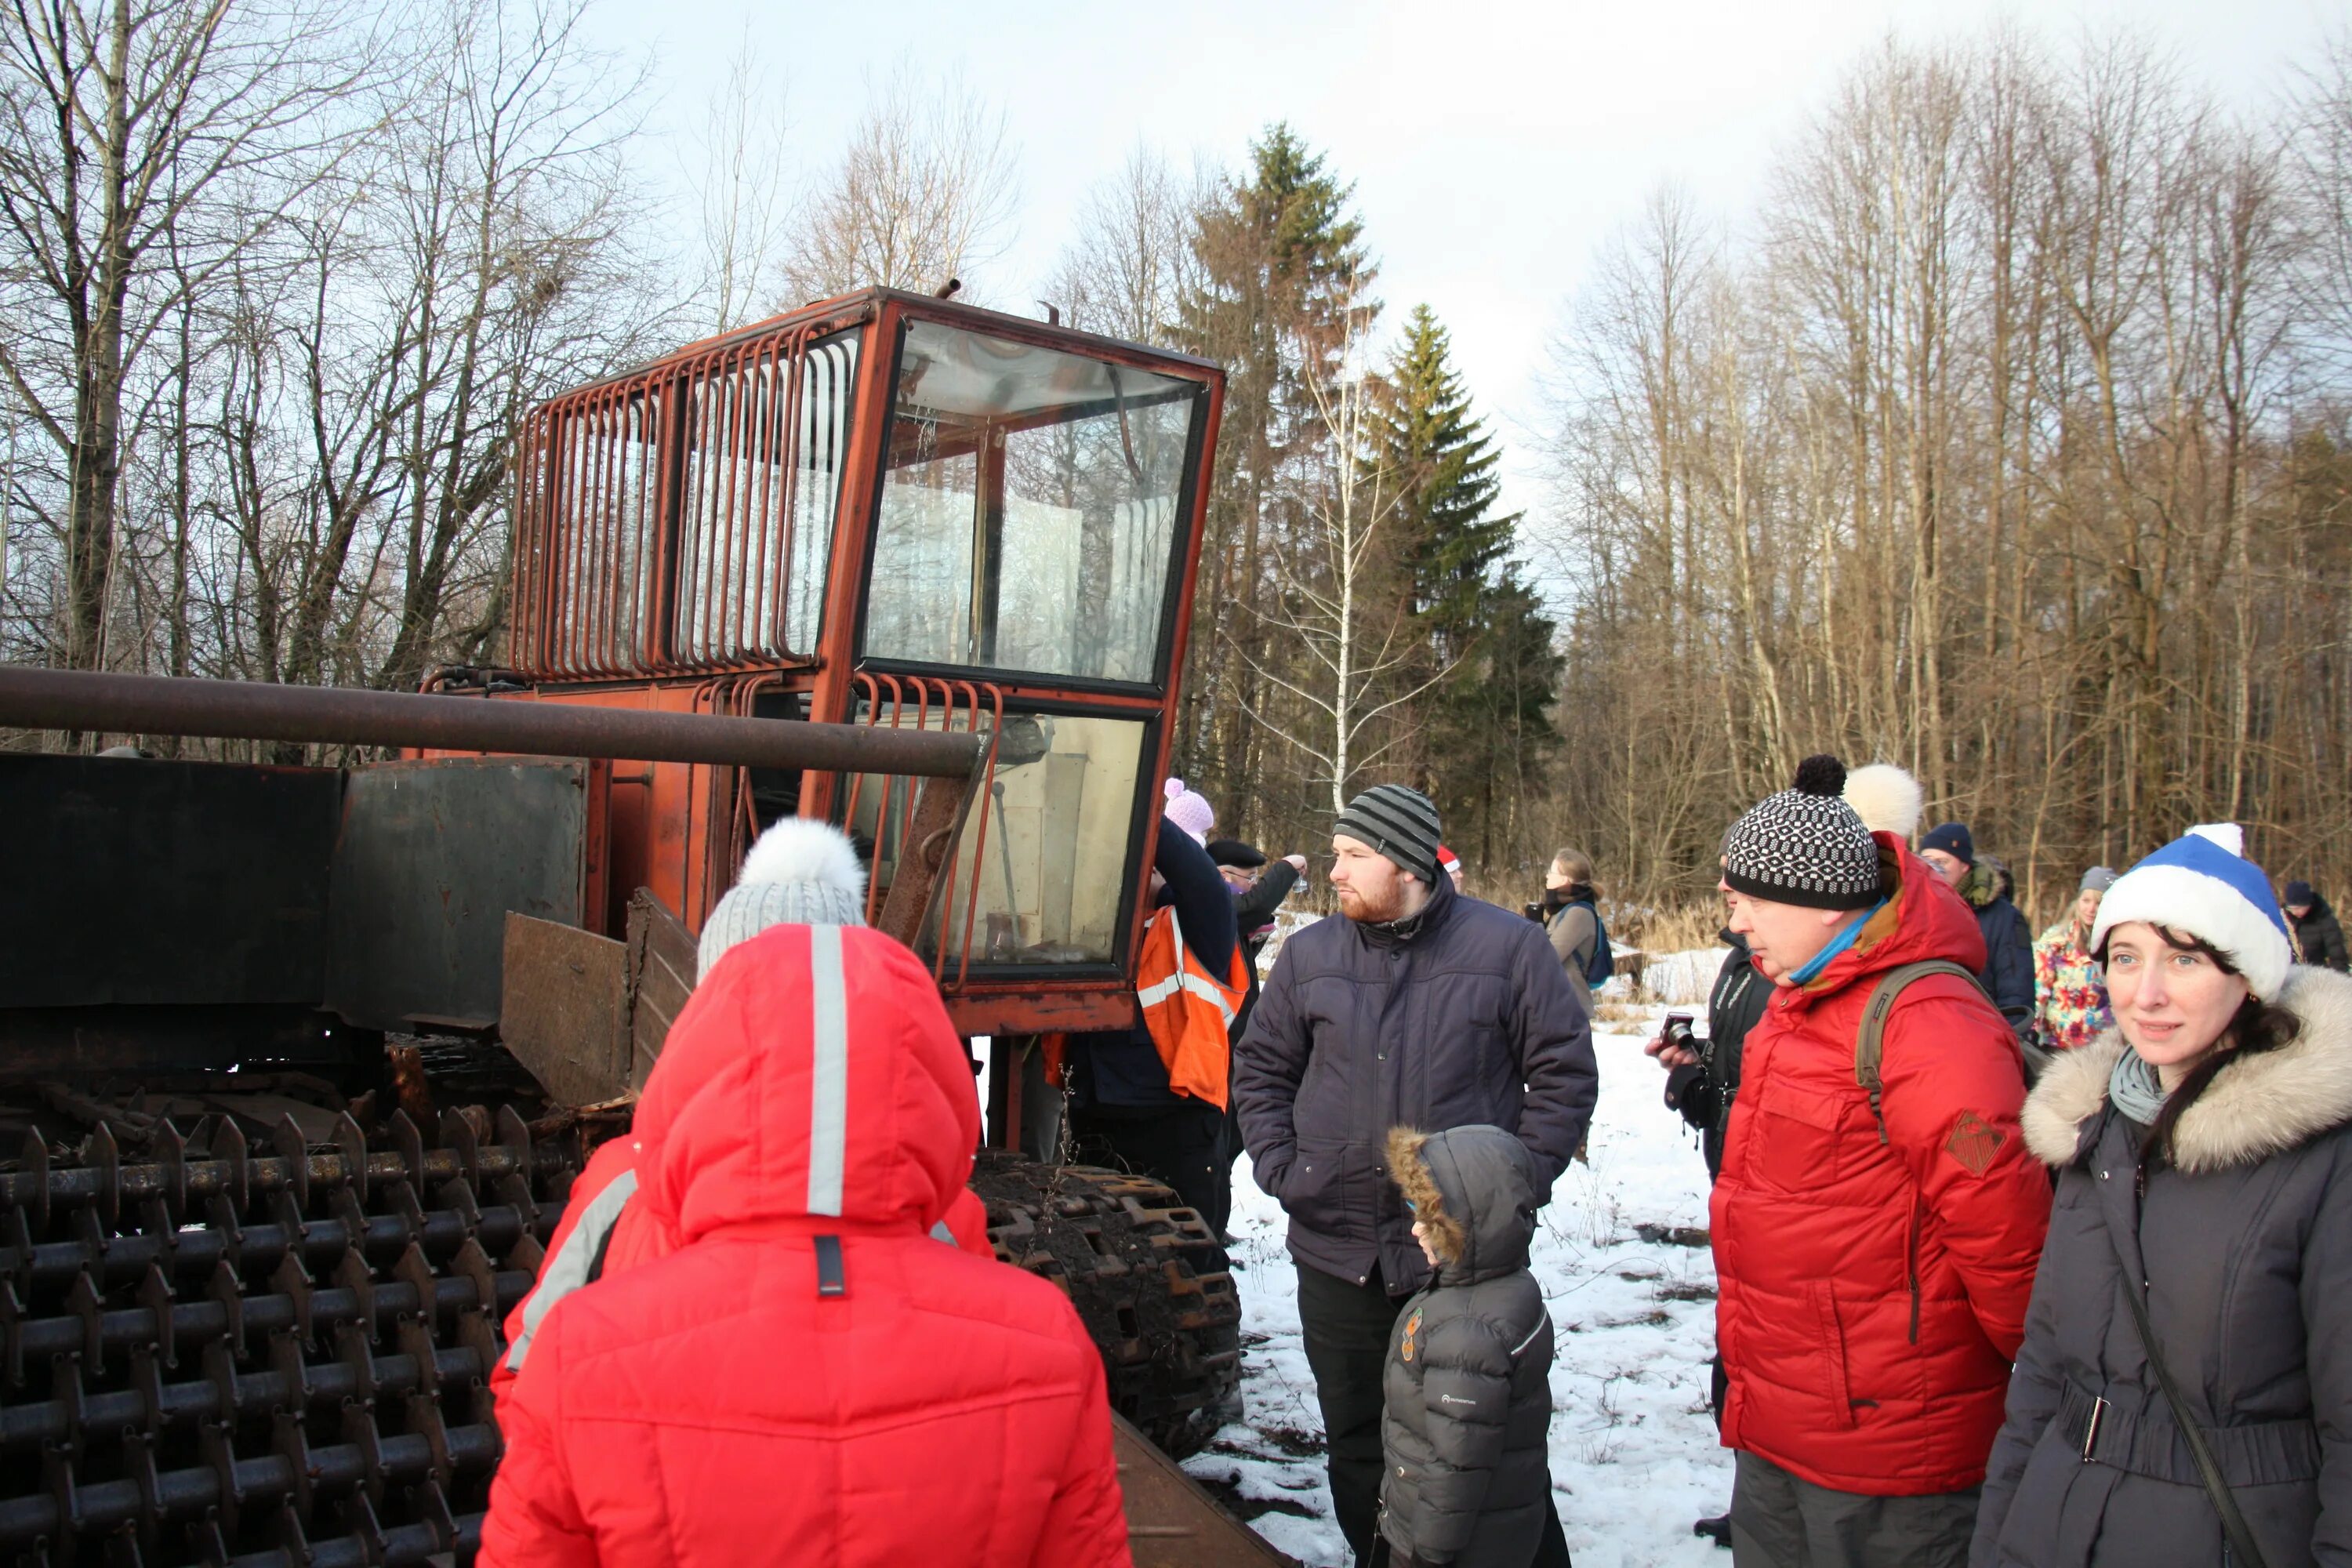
[481,832,1130,1568]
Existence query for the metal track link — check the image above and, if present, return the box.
[0,1105,583,1566]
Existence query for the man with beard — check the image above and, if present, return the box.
[1236,784,1596,1566]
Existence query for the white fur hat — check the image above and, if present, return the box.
[2090,822,2294,1001]
[1842,763,1925,839]
[697,818,868,980]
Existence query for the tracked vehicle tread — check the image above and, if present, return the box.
[971,1155,1243,1459]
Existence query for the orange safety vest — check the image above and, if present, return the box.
[1134,904,1250,1110]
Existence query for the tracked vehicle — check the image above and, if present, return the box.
[0,292,1279,1567]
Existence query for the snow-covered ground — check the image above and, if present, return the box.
[1190,995,1733,1567]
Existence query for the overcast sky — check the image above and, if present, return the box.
[591,0,2337,526]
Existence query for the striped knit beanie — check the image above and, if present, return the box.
[698,817,868,981]
[1721,755,1883,911]
[2092,823,2292,1000]
[1334,784,1441,885]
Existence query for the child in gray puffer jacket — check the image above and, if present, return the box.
[1378,1124,1557,1568]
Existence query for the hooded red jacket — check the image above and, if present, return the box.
[480,925,1132,1568]
[1710,837,2052,1495]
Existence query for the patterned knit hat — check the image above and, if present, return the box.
[1333,784,1442,885]
[698,818,868,980]
[1721,755,1883,911]
[1163,778,1215,844]
[2092,823,2292,1001]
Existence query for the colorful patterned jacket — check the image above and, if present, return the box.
[2031,921,2112,1051]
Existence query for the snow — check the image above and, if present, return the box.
[1190,997,1735,1567]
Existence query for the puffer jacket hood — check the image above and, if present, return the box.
[1386,1124,1536,1286]
[635,922,978,1246]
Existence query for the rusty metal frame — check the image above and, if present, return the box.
[0,667,982,779]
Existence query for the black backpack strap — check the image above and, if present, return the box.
[1855,960,1991,1145]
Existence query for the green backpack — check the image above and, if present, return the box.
[1853,960,1996,1144]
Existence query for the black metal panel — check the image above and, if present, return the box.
[325,760,588,1033]
[0,753,339,1008]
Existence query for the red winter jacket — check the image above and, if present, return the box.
[1710,836,2052,1496]
[489,1129,994,1412]
[479,925,1132,1568]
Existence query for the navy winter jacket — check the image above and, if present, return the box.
[1233,872,1598,1294]
[1973,890,2035,1038]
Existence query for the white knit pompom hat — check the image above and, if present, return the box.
[2090,822,2294,1001]
[697,817,867,980]
[1842,763,1926,839]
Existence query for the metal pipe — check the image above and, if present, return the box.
[0,666,985,778]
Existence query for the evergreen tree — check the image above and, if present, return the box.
[1363,305,1559,864]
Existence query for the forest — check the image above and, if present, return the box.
[3,2,2349,927]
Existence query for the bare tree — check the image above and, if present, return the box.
[777,61,1017,305]
[1226,294,1457,811]
[683,28,790,335]
[1044,145,1204,345]
[0,0,373,670]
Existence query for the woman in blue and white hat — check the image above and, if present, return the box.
[1974,824,2352,1568]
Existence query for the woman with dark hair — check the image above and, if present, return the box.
[1973,824,2352,1568]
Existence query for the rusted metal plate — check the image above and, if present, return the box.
[623,887,697,1091]
[946,988,1140,1036]
[325,758,589,1033]
[1112,1413,1298,1567]
[0,753,339,1008]
[500,913,628,1107]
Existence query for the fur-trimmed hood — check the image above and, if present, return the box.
[2022,964,2352,1174]
[1386,1124,1537,1285]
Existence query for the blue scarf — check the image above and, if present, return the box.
[1786,899,1889,987]
[2108,1049,2169,1126]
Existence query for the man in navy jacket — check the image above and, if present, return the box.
[1236,783,1595,1564]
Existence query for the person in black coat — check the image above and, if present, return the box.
[2285,879,2350,972]
[1653,931,1772,1181]
[1922,822,2034,1037]
[1207,837,1305,1239]
[1236,784,1593,1567]
[1975,827,2352,1568]
[1064,818,1240,1225]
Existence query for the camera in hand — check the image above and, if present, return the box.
[1523,901,1546,924]
[1662,1013,1698,1052]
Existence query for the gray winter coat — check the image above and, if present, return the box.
[1380,1125,1555,1567]
[1545,902,1598,1019]
[1234,871,1598,1294]
[1972,965,2352,1568]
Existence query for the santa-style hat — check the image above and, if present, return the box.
[2090,823,2292,1001]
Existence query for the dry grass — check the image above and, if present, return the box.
[1617,901,1723,958]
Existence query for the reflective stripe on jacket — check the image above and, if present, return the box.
[1136,904,1249,1109]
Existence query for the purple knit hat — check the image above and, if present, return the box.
[1163,778,1214,844]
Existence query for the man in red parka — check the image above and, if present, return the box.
[1708,756,2050,1568]
[479,916,1131,1567]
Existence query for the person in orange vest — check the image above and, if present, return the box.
[1061,818,1248,1230]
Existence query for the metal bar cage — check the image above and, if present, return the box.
[509,325,862,681]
